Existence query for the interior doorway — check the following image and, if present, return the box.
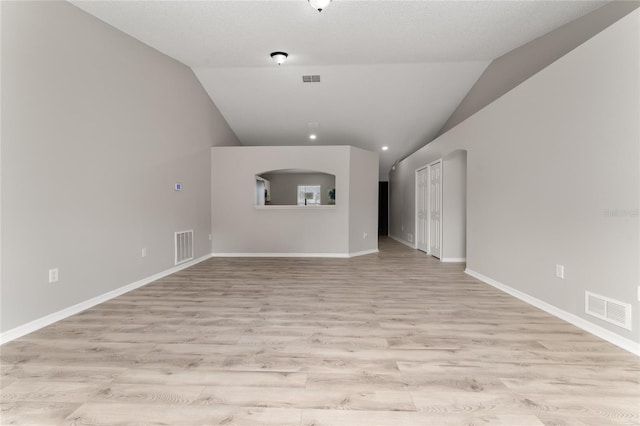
[415,152,467,262]
[378,182,389,236]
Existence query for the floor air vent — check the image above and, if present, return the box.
[585,291,632,330]
[175,230,194,265]
[302,75,321,83]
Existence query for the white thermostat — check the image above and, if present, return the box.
[175,183,182,191]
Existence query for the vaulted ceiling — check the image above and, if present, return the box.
[71,0,606,179]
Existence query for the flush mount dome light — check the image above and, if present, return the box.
[270,51,288,65]
[309,134,317,140]
[309,0,331,12]
[382,146,389,151]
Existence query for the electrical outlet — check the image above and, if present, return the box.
[555,264,565,279]
[141,248,147,258]
[363,232,368,239]
[637,286,640,302]
[48,268,59,283]
[401,224,404,231]
[208,234,212,241]
[408,233,413,242]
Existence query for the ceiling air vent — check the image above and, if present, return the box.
[585,291,632,330]
[302,75,321,83]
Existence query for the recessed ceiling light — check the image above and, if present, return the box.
[309,0,331,12]
[382,146,389,151]
[309,134,317,140]
[270,51,288,65]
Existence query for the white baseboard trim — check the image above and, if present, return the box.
[212,248,379,259]
[465,268,640,356]
[212,252,351,258]
[0,253,213,345]
[389,235,417,249]
[441,257,467,263]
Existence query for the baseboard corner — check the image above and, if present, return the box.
[349,248,379,258]
[389,235,417,249]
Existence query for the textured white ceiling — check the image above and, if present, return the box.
[71,0,607,178]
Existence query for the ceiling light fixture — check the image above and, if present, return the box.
[382,146,389,151]
[309,134,317,140]
[270,51,288,65]
[308,0,331,12]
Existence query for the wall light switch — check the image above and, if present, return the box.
[555,264,565,279]
[208,234,212,241]
[48,268,59,283]
[174,183,182,191]
[141,248,147,258]
[363,232,368,239]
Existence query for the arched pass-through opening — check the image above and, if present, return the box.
[255,169,336,206]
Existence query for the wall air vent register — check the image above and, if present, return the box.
[585,291,632,330]
[175,230,194,265]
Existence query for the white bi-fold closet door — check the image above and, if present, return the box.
[415,159,442,258]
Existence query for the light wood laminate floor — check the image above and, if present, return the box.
[1,238,638,425]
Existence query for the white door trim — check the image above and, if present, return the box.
[415,165,429,253]
[427,159,443,259]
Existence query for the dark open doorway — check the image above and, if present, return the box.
[378,182,388,236]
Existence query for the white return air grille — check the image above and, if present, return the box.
[585,291,632,330]
[302,75,321,83]
[174,230,194,265]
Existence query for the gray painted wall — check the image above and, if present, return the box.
[442,150,467,260]
[261,172,336,206]
[349,147,380,254]
[1,1,239,333]
[211,146,378,256]
[389,10,639,345]
[435,1,640,138]
[212,146,351,255]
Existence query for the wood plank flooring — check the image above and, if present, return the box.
[1,237,638,425]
